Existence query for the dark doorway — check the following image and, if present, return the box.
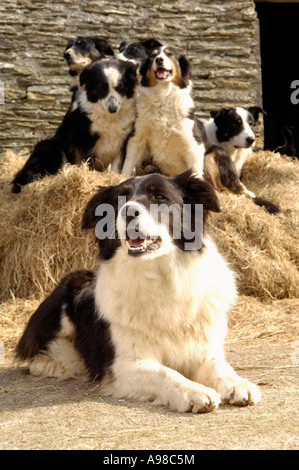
[256,2,299,157]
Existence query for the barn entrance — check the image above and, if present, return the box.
[255,1,299,157]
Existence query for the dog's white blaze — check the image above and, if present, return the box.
[77,82,136,171]
[230,107,255,148]
[117,201,175,256]
[153,49,173,73]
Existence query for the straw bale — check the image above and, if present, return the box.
[0,149,298,304]
[0,152,123,300]
[209,151,299,300]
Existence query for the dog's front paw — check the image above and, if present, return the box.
[173,384,221,414]
[219,378,261,406]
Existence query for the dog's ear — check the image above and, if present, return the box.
[142,38,163,51]
[119,40,129,53]
[210,108,230,120]
[248,106,267,122]
[173,169,221,214]
[123,61,138,90]
[93,38,114,56]
[179,54,192,87]
[81,185,118,231]
[79,65,91,87]
[140,56,151,85]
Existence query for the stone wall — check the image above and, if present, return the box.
[0,0,262,154]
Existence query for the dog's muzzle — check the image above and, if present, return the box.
[119,203,163,256]
[106,95,119,113]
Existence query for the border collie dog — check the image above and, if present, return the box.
[117,38,163,67]
[204,107,281,214]
[64,36,114,89]
[204,107,265,178]
[11,59,137,192]
[121,46,207,178]
[16,171,261,413]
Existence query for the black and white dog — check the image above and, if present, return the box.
[204,107,265,179]
[64,36,114,90]
[117,38,163,67]
[16,171,261,413]
[203,107,281,214]
[11,58,137,192]
[121,45,237,190]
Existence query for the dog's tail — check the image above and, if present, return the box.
[252,197,282,216]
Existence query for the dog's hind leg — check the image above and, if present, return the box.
[29,338,87,379]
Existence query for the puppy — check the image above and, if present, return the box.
[64,36,114,90]
[16,170,261,413]
[121,45,206,178]
[11,58,137,192]
[203,107,281,214]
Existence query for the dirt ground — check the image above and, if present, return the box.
[1,342,298,450]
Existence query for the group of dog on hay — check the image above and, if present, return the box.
[15,36,282,413]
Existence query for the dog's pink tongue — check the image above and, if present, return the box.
[128,237,144,248]
[156,68,167,79]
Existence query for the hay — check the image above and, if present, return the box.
[0,151,299,300]
[0,149,298,359]
[0,152,124,300]
[209,151,299,300]
[0,149,298,302]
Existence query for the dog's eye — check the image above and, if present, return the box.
[154,194,165,202]
[115,84,124,94]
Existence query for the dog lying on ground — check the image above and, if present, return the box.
[11,58,137,192]
[16,170,261,413]
[203,107,281,215]
[204,107,265,178]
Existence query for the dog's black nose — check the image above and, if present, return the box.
[155,56,164,66]
[246,136,255,146]
[64,51,71,60]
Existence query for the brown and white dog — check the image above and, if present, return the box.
[121,46,207,178]
[16,171,261,413]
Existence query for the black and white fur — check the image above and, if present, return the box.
[117,38,163,67]
[16,171,261,413]
[64,36,114,90]
[204,107,281,214]
[11,58,137,192]
[204,107,265,178]
[121,46,207,178]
